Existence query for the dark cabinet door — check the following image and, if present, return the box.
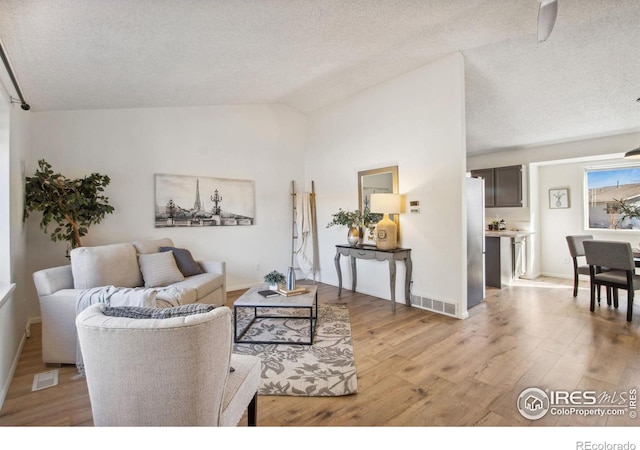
[470,168,495,207]
[494,165,522,207]
[485,236,501,288]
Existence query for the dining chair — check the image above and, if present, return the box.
[566,235,604,298]
[583,240,638,322]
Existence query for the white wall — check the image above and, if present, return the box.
[539,156,640,279]
[21,52,468,334]
[0,83,31,409]
[306,52,469,317]
[24,104,308,316]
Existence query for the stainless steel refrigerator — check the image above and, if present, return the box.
[466,177,486,308]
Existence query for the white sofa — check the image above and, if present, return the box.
[33,238,226,365]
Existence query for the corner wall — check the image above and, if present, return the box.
[24,104,308,318]
[306,53,468,317]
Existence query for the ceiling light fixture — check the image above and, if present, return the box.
[537,0,558,43]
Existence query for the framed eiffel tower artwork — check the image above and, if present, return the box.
[154,174,255,227]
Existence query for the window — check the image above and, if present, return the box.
[586,165,640,230]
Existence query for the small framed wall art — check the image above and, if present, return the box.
[549,188,569,209]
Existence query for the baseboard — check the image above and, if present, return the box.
[26,316,42,338]
[0,329,27,411]
[227,282,260,292]
[540,272,573,280]
[520,271,542,280]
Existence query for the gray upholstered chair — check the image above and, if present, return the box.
[566,235,607,298]
[583,240,638,322]
[76,303,260,426]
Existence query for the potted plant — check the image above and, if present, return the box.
[264,270,286,290]
[23,159,115,254]
[327,208,361,246]
[327,207,382,246]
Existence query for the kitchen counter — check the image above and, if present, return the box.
[485,230,534,238]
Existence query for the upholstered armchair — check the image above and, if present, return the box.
[76,304,260,426]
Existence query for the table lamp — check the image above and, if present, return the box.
[370,193,401,250]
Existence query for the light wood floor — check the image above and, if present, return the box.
[1,276,639,427]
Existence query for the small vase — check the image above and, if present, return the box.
[286,266,296,290]
[347,226,361,246]
[269,284,278,291]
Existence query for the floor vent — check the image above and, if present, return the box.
[411,294,457,317]
[32,369,59,392]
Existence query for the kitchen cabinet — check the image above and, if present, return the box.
[485,236,512,288]
[485,232,531,288]
[471,168,495,207]
[471,165,523,207]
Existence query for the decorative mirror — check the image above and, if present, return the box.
[358,166,399,243]
[358,165,399,211]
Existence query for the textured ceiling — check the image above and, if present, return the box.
[0,0,639,154]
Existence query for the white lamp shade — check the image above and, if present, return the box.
[370,193,401,214]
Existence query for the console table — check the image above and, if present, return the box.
[334,244,412,312]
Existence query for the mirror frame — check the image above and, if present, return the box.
[358,165,399,240]
[358,165,399,211]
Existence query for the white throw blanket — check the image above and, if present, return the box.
[75,285,185,377]
[295,192,316,276]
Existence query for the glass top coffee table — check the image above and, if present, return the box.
[233,285,318,345]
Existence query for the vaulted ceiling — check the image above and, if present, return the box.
[1,0,639,155]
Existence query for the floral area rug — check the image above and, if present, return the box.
[232,302,358,396]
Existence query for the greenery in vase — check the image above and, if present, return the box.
[264,270,286,285]
[327,208,382,228]
[327,207,382,239]
[23,159,115,251]
[326,208,360,228]
[361,207,383,228]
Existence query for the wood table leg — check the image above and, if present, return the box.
[404,254,412,306]
[334,252,342,296]
[350,255,357,293]
[389,259,396,312]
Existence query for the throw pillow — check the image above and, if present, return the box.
[138,251,185,288]
[132,238,175,255]
[102,303,216,319]
[159,246,204,277]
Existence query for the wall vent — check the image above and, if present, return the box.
[410,293,457,317]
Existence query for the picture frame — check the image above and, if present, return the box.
[154,173,255,227]
[549,188,569,209]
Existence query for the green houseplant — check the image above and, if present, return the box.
[327,207,382,245]
[264,270,286,289]
[23,159,115,252]
[327,208,360,228]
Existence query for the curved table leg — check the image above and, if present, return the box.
[334,252,342,296]
[350,256,357,293]
[389,259,397,312]
[405,254,412,306]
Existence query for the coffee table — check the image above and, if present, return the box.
[233,285,318,345]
